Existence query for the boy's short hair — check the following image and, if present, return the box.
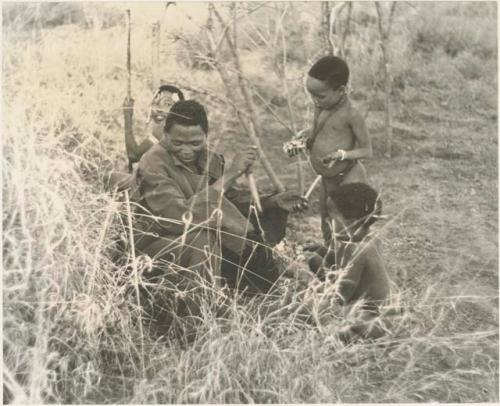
[164,100,209,135]
[151,84,185,108]
[155,85,185,102]
[330,183,382,227]
[309,56,349,90]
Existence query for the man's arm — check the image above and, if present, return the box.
[138,147,257,233]
[139,165,224,233]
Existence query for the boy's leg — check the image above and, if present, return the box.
[319,180,333,246]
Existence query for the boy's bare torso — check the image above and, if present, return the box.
[310,100,357,177]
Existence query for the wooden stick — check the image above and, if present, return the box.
[124,190,146,378]
[375,2,397,157]
[304,175,322,200]
[126,9,131,100]
[247,173,262,212]
[151,20,160,88]
[212,4,286,193]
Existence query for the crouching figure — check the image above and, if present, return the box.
[314,182,395,342]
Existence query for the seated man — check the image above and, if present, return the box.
[132,99,306,299]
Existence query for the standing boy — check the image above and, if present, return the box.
[286,56,373,245]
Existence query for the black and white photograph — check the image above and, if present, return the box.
[2,1,498,403]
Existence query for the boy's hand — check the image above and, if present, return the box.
[321,151,342,167]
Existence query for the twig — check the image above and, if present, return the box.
[375,2,397,157]
[328,2,348,56]
[126,9,131,100]
[278,13,304,195]
[321,2,332,54]
[210,4,286,193]
[340,2,353,58]
[247,172,262,212]
[124,190,146,378]
[151,20,162,88]
[304,175,322,200]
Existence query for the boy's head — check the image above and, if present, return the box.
[163,100,208,165]
[328,182,382,240]
[306,56,349,110]
[149,84,185,140]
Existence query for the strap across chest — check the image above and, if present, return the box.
[307,96,347,150]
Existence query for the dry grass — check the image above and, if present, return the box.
[2,2,498,403]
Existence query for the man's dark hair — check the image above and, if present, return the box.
[330,183,382,227]
[308,56,349,90]
[157,84,185,101]
[164,100,209,135]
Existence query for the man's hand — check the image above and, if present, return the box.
[269,191,308,212]
[228,145,258,179]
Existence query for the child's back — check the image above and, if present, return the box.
[324,182,393,341]
[334,236,390,309]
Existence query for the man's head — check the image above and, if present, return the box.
[163,100,208,165]
[306,56,349,110]
[328,182,382,240]
[149,85,185,141]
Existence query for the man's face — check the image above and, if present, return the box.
[164,123,207,165]
[149,91,180,141]
[306,75,344,110]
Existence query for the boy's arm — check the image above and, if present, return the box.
[343,108,373,160]
[123,98,154,165]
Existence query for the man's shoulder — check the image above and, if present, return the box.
[137,143,170,173]
[139,143,166,163]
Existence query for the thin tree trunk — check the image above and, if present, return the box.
[151,20,160,88]
[375,2,397,157]
[322,2,333,55]
[211,4,286,193]
[340,2,353,58]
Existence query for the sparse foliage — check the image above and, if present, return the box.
[2,2,498,403]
